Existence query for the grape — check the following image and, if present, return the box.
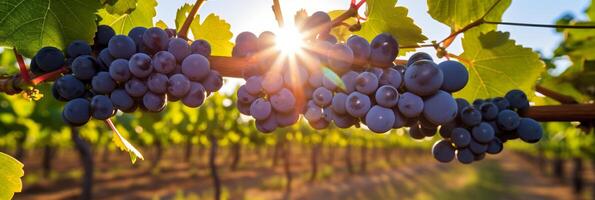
[67,40,92,58]
[310,40,332,61]
[460,106,482,127]
[129,53,153,78]
[340,71,358,93]
[469,140,488,154]
[109,59,131,82]
[35,46,65,72]
[55,75,85,100]
[71,55,97,80]
[257,31,276,51]
[345,92,371,118]
[147,73,168,94]
[255,116,278,133]
[474,153,486,161]
[283,66,309,88]
[322,74,339,91]
[409,124,425,140]
[250,98,272,120]
[496,110,520,131]
[420,123,438,137]
[370,33,399,67]
[472,99,484,108]
[406,52,433,67]
[51,83,68,102]
[479,102,499,121]
[168,38,191,62]
[143,92,167,112]
[404,60,444,96]
[152,51,177,74]
[313,87,332,107]
[182,82,206,108]
[190,39,212,57]
[262,72,284,94]
[110,89,135,112]
[245,76,263,95]
[233,32,258,57]
[304,11,331,37]
[333,113,358,128]
[486,138,503,154]
[330,92,348,114]
[108,35,136,59]
[438,121,456,138]
[346,35,371,65]
[368,67,384,78]
[449,128,470,148]
[167,74,191,98]
[92,72,116,94]
[276,111,299,127]
[422,90,458,125]
[62,98,91,126]
[237,85,257,104]
[319,34,337,44]
[375,85,399,108]
[455,98,470,111]
[142,27,169,53]
[201,71,223,92]
[355,72,379,95]
[379,68,403,89]
[432,140,455,163]
[365,106,395,133]
[305,105,324,122]
[456,148,474,164]
[308,117,330,130]
[98,49,115,70]
[517,118,542,143]
[181,54,210,81]
[397,92,423,118]
[125,78,147,97]
[492,97,510,111]
[128,27,147,47]
[438,60,468,92]
[327,44,354,74]
[90,95,114,120]
[94,25,115,48]
[270,88,296,113]
[392,109,407,128]
[471,122,495,143]
[308,70,323,88]
[237,102,251,115]
[487,121,501,135]
[29,57,45,75]
[505,89,530,111]
[165,28,176,38]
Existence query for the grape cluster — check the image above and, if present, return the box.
[432,89,544,164]
[32,25,221,126]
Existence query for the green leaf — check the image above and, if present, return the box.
[455,31,545,100]
[111,125,144,164]
[328,10,356,43]
[427,0,511,33]
[0,152,24,200]
[155,20,168,29]
[98,0,157,34]
[0,0,101,57]
[102,0,137,15]
[0,48,18,76]
[190,14,234,56]
[356,0,427,55]
[175,3,193,31]
[322,67,346,91]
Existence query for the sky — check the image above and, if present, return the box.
[155,0,591,92]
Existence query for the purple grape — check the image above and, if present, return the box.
[355,72,379,95]
[397,92,423,118]
[202,70,223,92]
[379,68,403,89]
[110,89,135,112]
[143,92,167,112]
[129,53,153,78]
[125,78,148,97]
[168,38,191,63]
[147,73,168,94]
[341,71,358,93]
[152,51,177,74]
[182,82,206,108]
[237,85,257,104]
[62,98,91,126]
[313,87,332,107]
[142,27,169,53]
[404,59,444,96]
[71,55,97,81]
[432,140,455,163]
[370,33,398,67]
[90,95,114,120]
[91,72,116,94]
[345,92,371,118]
[375,85,399,108]
[245,76,263,95]
[422,90,458,125]
[270,88,296,113]
[190,39,211,57]
[181,54,210,81]
[250,98,272,120]
[108,35,136,59]
[109,59,131,82]
[331,92,348,114]
[365,106,395,133]
[167,74,191,98]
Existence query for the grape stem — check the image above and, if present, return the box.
[13,48,31,84]
[30,67,69,85]
[535,85,579,104]
[272,0,285,27]
[484,21,595,29]
[177,0,205,39]
[331,5,358,28]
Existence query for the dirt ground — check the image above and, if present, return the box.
[13,146,595,200]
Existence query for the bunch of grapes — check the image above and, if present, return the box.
[32,25,222,126]
[432,89,544,164]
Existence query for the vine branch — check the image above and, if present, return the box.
[272,0,285,27]
[483,20,595,29]
[177,0,205,39]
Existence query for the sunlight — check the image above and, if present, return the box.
[275,26,305,55]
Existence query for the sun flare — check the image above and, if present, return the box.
[275,26,305,55]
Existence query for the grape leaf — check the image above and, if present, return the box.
[155,20,168,29]
[328,10,357,43]
[0,0,101,57]
[356,0,427,55]
[102,0,137,15]
[109,120,144,164]
[455,31,545,100]
[190,14,234,56]
[175,4,233,56]
[0,152,24,200]
[427,0,511,33]
[98,0,156,34]
[0,49,18,76]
